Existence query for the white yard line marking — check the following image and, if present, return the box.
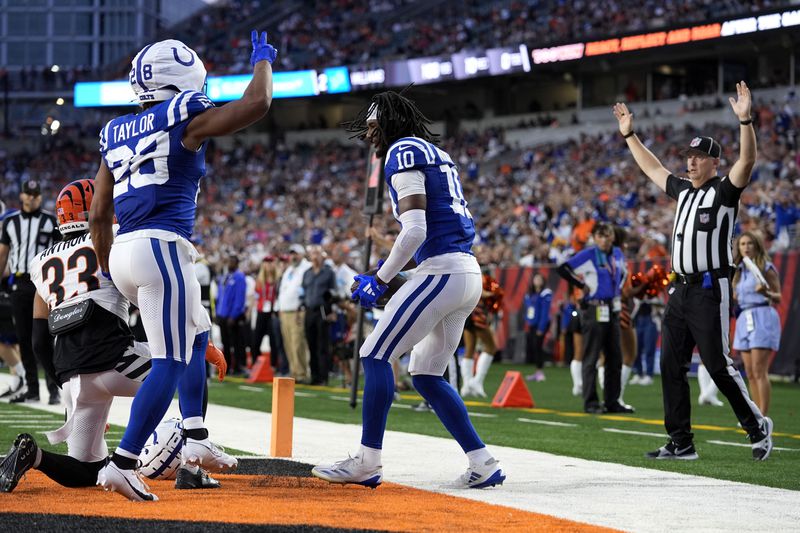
[517,417,577,427]
[706,440,799,451]
[328,396,350,402]
[238,385,264,393]
[468,412,498,418]
[603,428,667,438]
[391,404,411,409]
[294,391,317,398]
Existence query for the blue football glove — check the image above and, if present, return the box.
[250,30,278,66]
[351,273,388,309]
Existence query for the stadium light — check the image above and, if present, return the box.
[56,98,64,105]
[51,65,60,73]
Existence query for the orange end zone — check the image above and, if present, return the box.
[1,471,618,532]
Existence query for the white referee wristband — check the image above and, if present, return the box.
[376,209,427,283]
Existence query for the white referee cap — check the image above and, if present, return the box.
[129,39,207,104]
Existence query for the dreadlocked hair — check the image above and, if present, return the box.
[342,88,439,148]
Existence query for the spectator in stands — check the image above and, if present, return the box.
[301,245,337,386]
[732,232,782,416]
[216,255,248,376]
[278,244,311,383]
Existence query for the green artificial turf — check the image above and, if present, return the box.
[1,365,797,489]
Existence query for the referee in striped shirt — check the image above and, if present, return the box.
[0,180,61,404]
[614,81,773,461]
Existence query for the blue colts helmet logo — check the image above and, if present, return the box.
[172,46,195,66]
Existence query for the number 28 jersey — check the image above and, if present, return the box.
[384,137,476,265]
[99,90,215,240]
[31,231,128,321]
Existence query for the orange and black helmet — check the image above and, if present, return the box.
[56,179,94,235]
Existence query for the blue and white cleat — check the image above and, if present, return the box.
[311,454,383,489]
[452,458,506,489]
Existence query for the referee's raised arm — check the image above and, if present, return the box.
[612,102,670,192]
[727,81,757,188]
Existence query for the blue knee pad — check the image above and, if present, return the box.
[412,374,484,453]
[360,357,395,450]
[178,331,208,420]
[119,358,186,456]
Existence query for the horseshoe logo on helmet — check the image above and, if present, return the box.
[172,46,195,66]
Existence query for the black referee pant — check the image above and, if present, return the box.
[579,306,622,410]
[11,279,59,398]
[661,277,763,446]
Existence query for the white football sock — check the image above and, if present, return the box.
[619,364,632,403]
[460,358,474,385]
[570,360,583,389]
[466,446,492,467]
[474,352,494,386]
[12,362,25,379]
[598,365,605,390]
[358,444,382,467]
[182,416,205,431]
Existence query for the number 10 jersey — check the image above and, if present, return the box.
[99,90,215,240]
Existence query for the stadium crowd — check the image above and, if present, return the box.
[0,0,791,90]
[2,98,798,277]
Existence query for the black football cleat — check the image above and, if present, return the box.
[0,433,39,492]
[174,466,221,489]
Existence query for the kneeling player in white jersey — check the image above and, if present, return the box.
[0,180,227,494]
[90,31,277,501]
[312,91,505,489]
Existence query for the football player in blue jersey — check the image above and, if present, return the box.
[312,91,505,489]
[89,31,277,501]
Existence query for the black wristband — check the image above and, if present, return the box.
[622,130,635,138]
[739,118,753,125]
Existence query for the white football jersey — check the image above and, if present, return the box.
[31,230,129,322]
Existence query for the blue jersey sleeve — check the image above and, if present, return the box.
[384,138,436,182]
[165,90,215,130]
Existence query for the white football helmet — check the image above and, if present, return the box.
[138,418,184,480]
[129,39,207,104]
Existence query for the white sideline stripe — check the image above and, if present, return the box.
[8,375,800,532]
[468,412,497,418]
[518,417,577,427]
[603,428,667,438]
[238,385,264,393]
[707,440,800,452]
[328,396,349,402]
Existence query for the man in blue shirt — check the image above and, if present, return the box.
[216,255,248,375]
[557,223,634,414]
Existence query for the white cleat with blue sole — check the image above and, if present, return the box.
[452,458,506,489]
[312,454,383,489]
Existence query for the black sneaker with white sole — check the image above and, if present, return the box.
[751,417,774,461]
[9,391,39,404]
[645,441,699,460]
[175,466,221,489]
[0,433,39,492]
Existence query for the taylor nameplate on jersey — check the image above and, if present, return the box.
[48,299,96,335]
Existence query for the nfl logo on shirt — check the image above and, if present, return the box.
[699,213,710,224]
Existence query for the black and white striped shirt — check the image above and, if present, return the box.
[666,174,743,275]
[0,209,60,275]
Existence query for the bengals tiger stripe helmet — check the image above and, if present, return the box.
[56,179,94,235]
